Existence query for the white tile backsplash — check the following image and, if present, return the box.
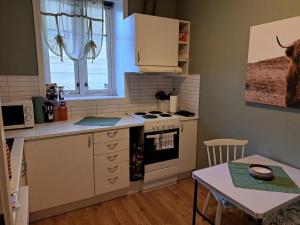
[0,74,200,118]
[174,74,200,115]
[0,75,40,102]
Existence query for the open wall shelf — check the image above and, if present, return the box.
[178,20,190,75]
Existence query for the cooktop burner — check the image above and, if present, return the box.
[159,113,172,117]
[143,115,158,119]
[148,111,162,115]
[135,112,147,115]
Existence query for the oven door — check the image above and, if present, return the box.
[144,128,179,165]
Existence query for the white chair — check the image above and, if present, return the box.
[202,139,248,225]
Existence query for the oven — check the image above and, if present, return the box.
[142,128,179,192]
[144,128,179,165]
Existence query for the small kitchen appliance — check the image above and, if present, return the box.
[1,100,34,130]
[43,101,54,122]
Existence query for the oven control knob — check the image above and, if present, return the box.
[156,126,159,130]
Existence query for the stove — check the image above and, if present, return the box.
[132,111,181,132]
[131,111,181,192]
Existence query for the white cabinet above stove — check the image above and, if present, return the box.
[124,13,182,73]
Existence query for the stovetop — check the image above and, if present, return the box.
[131,111,180,132]
[133,111,177,120]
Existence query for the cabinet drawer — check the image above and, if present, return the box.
[93,129,129,143]
[94,139,129,155]
[94,161,129,179]
[95,169,129,195]
[94,150,129,166]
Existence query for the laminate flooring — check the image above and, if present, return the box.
[32,179,256,225]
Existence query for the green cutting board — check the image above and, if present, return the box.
[74,117,121,126]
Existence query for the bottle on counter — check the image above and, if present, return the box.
[53,101,60,121]
[59,100,68,121]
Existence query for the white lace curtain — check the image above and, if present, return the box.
[40,0,104,61]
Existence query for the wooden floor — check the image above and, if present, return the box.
[32,179,256,225]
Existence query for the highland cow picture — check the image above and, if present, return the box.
[245,16,300,108]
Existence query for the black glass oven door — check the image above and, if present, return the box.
[144,128,179,165]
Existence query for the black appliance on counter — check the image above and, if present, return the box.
[44,101,54,122]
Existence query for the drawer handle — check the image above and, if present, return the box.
[106,131,118,138]
[107,176,118,184]
[88,136,92,148]
[107,143,118,150]
[107,165,119,173]
[107,154,118,161]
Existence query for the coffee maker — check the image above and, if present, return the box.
[43,101,54,122]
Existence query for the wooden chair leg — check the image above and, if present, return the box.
[215,201,222,225]
[201,191,212,215]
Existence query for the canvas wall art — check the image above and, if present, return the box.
[245,16,300,108]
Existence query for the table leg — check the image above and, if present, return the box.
[256,219,263,225]
[192,180,198,225]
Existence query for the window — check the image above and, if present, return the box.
[44,4,115,96]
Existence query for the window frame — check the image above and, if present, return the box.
[43,5,115,97]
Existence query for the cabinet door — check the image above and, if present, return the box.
[135,14,179,66]
[179,120,198,173]
[25,134,94,212]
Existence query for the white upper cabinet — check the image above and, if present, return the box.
[124,13,181,73]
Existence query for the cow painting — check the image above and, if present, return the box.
[276,36,300,107]
[245,16,300,108]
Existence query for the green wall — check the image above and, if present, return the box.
[177,0,300,169]
[0,0,38,75]
[0,0,176,76]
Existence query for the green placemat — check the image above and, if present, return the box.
[228,162,300,194]
[74,117,121,126]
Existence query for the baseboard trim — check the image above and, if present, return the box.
[29,188,128,222]
[177,171,193,180]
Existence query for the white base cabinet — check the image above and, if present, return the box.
[179,120,198,173]
[93,129,130,196]
[24,133,94,212]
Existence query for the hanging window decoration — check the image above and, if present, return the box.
[40,0,104,61]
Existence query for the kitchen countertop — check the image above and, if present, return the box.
[178,115,199,121]
[5,115,199,141]
[5,116,143,141]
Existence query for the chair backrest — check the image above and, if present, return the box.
[204,139,248,167]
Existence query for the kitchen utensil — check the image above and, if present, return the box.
[169,95,178,113]
[176,110,195,117]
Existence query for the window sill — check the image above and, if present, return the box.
[65,95,126,101]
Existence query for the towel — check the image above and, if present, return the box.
[146,131,177,150]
